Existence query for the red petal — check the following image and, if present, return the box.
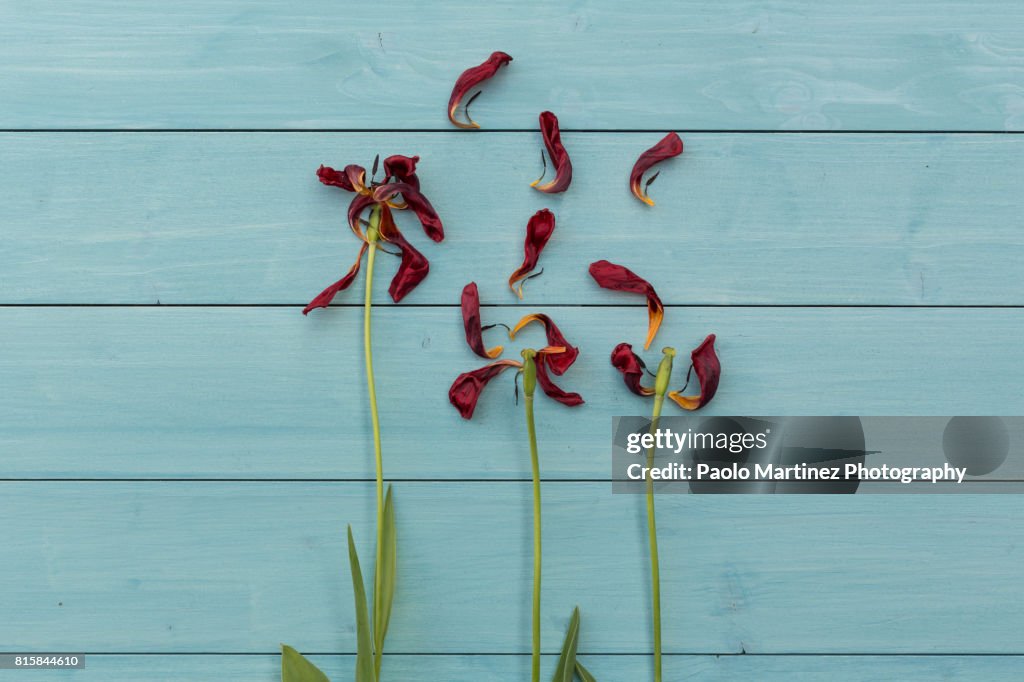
[373,182,444,242]
[610,342,655,396]
[346,193,377,241]
[448,52,514,129]
[302,244,368,315]
[508,209,556,298]
[461,282,503,359]
[316,164,356,192]
[668,334,721,410]
[629,133,683,207]
[383,155,420,191]
[449,360,523,419]
[378,206,429,302]
[510,313,579,376]
[534,356,584,407]
[588,260,664,350]
[531,111,572,193]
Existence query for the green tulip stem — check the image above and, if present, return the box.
[522,351,541,682]
[363,205,386,678]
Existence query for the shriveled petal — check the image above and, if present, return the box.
[534,354,584,406]
[302,244,368,315]
[588,260,664,350]
[373,182,444,243]
[346,193,377,241]
[316,164,356,192]
[377,206,429,302]
[508,209,556,299]
[667,334,721,410]
[610,342,655,396]
[531,111,572,193]
[630,132,683,206]
[447,51,514,129]
[510,313,579,376]
[461,282,503,359]
[449,359,523,419]
[383,155,420,191]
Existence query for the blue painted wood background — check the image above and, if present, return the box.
[2,1,1023,679]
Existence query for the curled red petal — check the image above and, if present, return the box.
[461,282,503,359]
[668,334,721,410]
[449,359,523,419]
[531,111,572,193]
[534,356,584,407]
[448,51,514,129]
[373,182,444,242]
[510,313,579,376]
[302,243,368,315]
[588,260,664,350]
[610,342,655,396]
[630,132,683,207]
[316,164,356,191]
[508,209,556,298]
[378,206,429,302]
[347,193,377,241]
[383,155,420,191]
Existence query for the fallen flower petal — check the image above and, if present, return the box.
[667,334,721,410]
[373,182,444,242]
[449,359,523,419]
[508,209,556,298]
[510,313,579,375]
[302,244,369,315]
[448,51,514,129]
[531,111,572,193]
[383,155,420,191]
[534,354,584,406]
[347,192,377,240]
[461,282,504,359]
[610,342,655,396]
[588,260,664,350]
[378,206,430,302]
[630,132,683,206]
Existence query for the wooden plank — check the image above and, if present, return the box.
[2,133,1024,305]
[3,481,1024,653]
[17,654,1024,681]
[4,306,1023,479]
[2,2,1022,130]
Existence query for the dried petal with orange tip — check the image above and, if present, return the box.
[448,51,514,129]
[587,260,664,350]
[667,334,721,410]
[461,282,503,359]
[610,342,655,396]
[302,243,369,315]
[508,209,556,298]
[449,359,523,419]
[630,132,683,206]
[531,111,572,194]
[510,313,578,376]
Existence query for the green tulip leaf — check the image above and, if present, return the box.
[281,644,330,682]
[551,606,581,682]
[347,526,376,682]
[574,659,597,682]
[374,485,397,657]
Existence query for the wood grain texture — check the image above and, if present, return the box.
[4,482,1024,654]
[3,306,1023,479]
[2,1,1023,130]
[15,654,1024,681]
[3,133,1024,305]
